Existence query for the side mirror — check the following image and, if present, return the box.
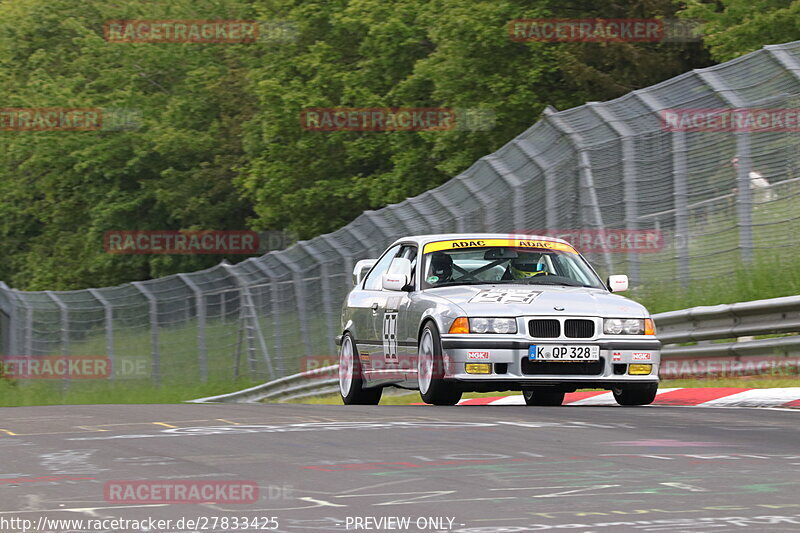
[382,258,412,291]
[607,274,629,292]
[353,259,377,286]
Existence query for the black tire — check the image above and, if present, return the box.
[522,387,565,406]
[339,332,382,405]
[417,322,462,406]
[612,383,658,406]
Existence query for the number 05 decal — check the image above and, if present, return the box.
[383,312,398,362]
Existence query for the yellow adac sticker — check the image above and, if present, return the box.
[423,238,577,254]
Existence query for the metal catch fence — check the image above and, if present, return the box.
[1,41,799,385]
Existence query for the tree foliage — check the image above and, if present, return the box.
[0,0,782,290]
[677,0,799,62]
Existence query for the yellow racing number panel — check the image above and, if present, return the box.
[423,238,577,254]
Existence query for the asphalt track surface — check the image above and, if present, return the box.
[0,403,799,533]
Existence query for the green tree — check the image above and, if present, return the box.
[677,0,800,61]
[238,0,711,240]
[0,0,258,289]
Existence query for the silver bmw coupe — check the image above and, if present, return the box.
[337,234,660,406]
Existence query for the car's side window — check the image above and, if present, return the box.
[398,245,418,290]
[363,245,402,290]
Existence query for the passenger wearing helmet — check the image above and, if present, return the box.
[426,252,454,285]
[503,256,550,280]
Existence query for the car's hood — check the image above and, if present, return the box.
[423,284,648,318]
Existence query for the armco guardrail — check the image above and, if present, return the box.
[653,295,800,359]
[193,294,800,403]
[188,365,339,404]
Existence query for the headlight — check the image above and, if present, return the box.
[623,319,643,335]
[468,317,517,334]
[604,318,646,335]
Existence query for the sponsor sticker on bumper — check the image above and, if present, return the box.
[467,351,490,360]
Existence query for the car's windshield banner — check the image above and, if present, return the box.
[423,238,577,254]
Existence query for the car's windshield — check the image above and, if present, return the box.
[420,239,605,290]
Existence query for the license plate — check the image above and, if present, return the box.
[528,345,600,361]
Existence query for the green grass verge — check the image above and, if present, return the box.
[0,377,262,407]
[630,252,800,314]
[623,184,800,313]
[276,376,800,405]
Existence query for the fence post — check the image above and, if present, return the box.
[132,282,160,386]
[697,70,754,265]
[405,197,446,234]
[344,224,382,258]
[88,289,115,377]
[457,169,496,232]
[362,211,392,242]
[733,133,755,265]
[269,253,315,359]
[429,191,467,233]
[486,155,528,232]
[298,242,338,357]
[223,262,275,380]
[764,45,800,82]
[16,292,34,356]
[0,282,15,356]
[588,103,641,285]
[249,260,287,377]
[543,108,613,274]
[45,292,69,357]
[45,291,69,391]
[178,274,207,382]
[320,234,354,292]
[672,131,691,283]
[409,193,452,234]
[634,90,690,284]
[514,138,557,230]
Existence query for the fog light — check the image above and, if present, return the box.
[628,364,652,375]
[465,363,491,374]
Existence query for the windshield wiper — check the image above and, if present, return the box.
[517,278,585,287]
[428,280,487,288]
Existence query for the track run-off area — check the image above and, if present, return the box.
[0,401,798,532]
[456,387,800,407]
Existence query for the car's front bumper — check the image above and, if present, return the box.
[440,336,660,390]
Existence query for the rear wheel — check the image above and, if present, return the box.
[339,333,382,405]
[522,387,565,406]
[612,383,658,406]
[418,323,462,406]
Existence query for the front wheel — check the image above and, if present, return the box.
[418,323,462,406]
[522,387,565,406]
[339,332,382,405]
[612,383,658,406]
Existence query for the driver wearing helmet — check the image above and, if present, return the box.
[427,252,454,284]
[503,256,550,280]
